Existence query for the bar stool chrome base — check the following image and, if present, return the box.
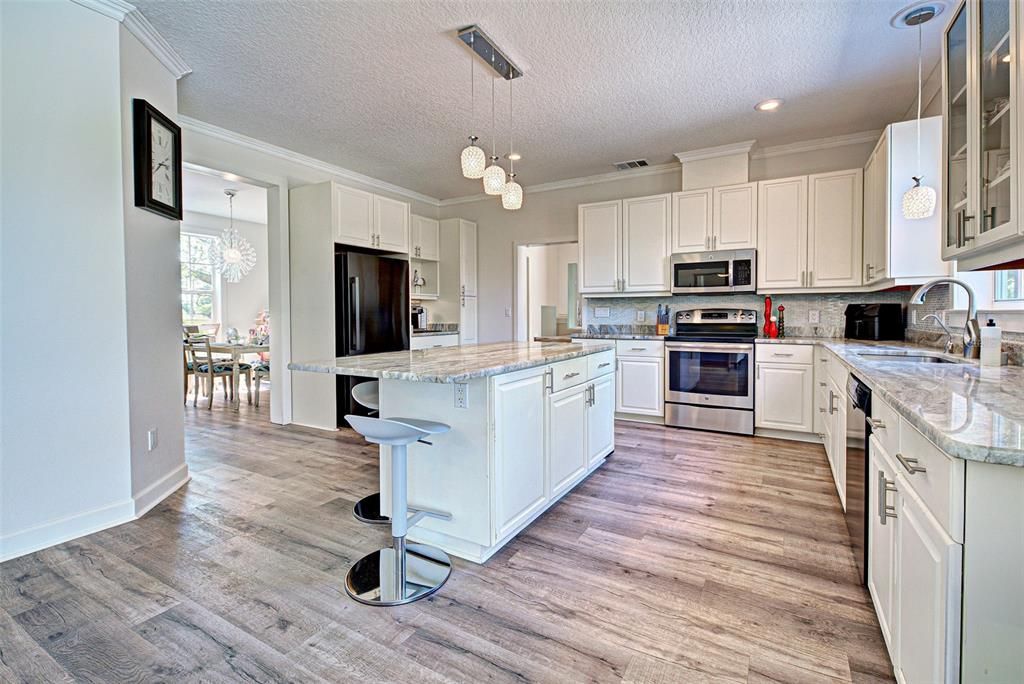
[345,542,452,606]
[352,492,390,524]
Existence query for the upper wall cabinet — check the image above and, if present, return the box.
[411,215,440,261]
[942,0,1024,269]
[579,196,671,294]
[670,182,756,253]
[757,169,863,291]
[328,182,410,253]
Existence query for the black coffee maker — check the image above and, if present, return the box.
[844,304,905,341]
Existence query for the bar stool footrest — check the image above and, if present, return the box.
[353,492,390,525]
[407,506,452,528]
[344,543,452,606]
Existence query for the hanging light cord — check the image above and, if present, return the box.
[509,78,515,175]
[491,69,496,158]
[469,36,475,134]
[916,22,923,179]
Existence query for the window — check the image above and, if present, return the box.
[180,233,220,324]
[995,269,1023,301]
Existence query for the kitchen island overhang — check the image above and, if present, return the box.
[289,342,617,563]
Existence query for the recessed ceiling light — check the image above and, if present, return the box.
[755,99,783,112]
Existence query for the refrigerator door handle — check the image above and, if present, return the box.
[351,276,362,352]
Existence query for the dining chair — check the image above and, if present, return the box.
[186,337,252,409]
[253,361,270,408]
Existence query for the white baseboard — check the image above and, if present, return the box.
[0,463,190,564]
[0,498,134,563]
[133,463,190,517]
[754,428,824,444]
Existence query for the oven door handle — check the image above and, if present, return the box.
[665,342,753,353]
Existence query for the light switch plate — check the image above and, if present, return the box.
[504,306,512,318]
[808,310,820,324]
[147,429,158,451]
[594,306,610,319]
[636,310,645,322]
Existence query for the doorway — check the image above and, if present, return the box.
[514,241,580,341]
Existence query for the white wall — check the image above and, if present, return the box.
[1,1,134,558]
[182,211,270,336]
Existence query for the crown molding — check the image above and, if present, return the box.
[72,0,191,79]
[438,161,679,207]
[751,129,881,160]
[179,116,442,206]
[674,140,757,164]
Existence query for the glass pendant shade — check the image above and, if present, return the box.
[460,138,485,179]
[902,178,937,219]
[214,228,257,283]
[483,161,506,195]
[502,175,523,210]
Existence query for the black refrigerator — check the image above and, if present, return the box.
[335,248,409,427]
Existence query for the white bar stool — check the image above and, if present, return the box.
[344,414,453,606]
[350,381,389,525]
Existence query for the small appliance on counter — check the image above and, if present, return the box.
[844,303,905,341]
[411,305,427,331]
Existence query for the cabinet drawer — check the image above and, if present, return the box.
[410,334,459,350]
[871,395,900,460]
[897,419,965,542]
[615,340,664,357]
[758,344,813,365]
[587,350,616,378]
[551,356,589,393]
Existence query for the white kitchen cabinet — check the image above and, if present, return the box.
[439,218,478,344]
[754,360,813,433]
[374,195,410,253]
[757,176,808,289]
[547,383,589,498]
[587,373,615,467]
[578,200,621,293]
[493,367,549,539]
[808,169,863,288]
[459,219,478,297]
[896,484,962,684]
[334,184,375,248]
[622,194,671,291]
[825,374,847,508]
[615,352,663,417]
[460,295,478,345]
[670,189,712,252]
[411,214,440,261]
[868,435,899,654]
[410,334,459,350]
[864,131,889,284]
[713,182,758,250]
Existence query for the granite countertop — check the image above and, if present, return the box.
[412,329,459,337]
[756,337,1024,467]
[288,341,615,383]
[571,333,666,341]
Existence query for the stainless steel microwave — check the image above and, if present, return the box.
[670,249,756,294]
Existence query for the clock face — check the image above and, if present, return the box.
[151,121,175,206]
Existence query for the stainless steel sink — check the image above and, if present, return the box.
[857,351,959,364]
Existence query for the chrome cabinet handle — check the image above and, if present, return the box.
[896,452,927,475]
[544,368,553,393]
[564,371,580,379]
[828,390,837,415]
[878,470,898,524]
[598,362,611,368]
[868,418,886,429]
[630,347,645,351]
[772,352,794,357]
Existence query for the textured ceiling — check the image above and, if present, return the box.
[183,168,267,224]
[136,0,946,200]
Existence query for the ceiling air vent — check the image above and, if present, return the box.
[613,159,649,171]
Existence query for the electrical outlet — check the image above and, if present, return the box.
[504,306,512,318]
[636,310,645,322]
[147,428,159,452]
[454,383,468,409]
[594,306,610,319]
[911,310,918,325]
[808,310,820,324]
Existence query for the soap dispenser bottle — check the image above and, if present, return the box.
[980,318,1003,367]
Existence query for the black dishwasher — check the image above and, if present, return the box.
[845,375,871,585]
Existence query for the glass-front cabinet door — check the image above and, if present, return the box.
[974,0,1016,247]
[944,2,969,256]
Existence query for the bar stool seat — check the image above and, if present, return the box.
[351,381,389,525]
[344,414,453,606]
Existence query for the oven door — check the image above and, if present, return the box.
[670,257,734,294]
[664,341,754,409]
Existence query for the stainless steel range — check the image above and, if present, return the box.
[664,308,758,435]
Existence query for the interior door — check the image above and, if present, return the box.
[757,177,808,289]
[808,169,863,288]
[622,194,671,291]
[586,375,615,467]
[713,182,757,250]
[334,185,374,248]
[578,201,621,292]
[671,189,712,253]
[548,384,588,497]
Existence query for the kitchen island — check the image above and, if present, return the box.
[289,341,617,562]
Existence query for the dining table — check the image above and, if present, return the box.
[208,341,270,410]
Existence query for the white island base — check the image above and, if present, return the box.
[377,359,615,564]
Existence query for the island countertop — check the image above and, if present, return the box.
[288,341,615,383]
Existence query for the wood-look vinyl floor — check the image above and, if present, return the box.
[0,390,895,683]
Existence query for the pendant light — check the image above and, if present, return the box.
[502,77,523,210]
[214,189,257,283]
[902,9,937,219]
[459,35,485,179]
[482,64,507,195]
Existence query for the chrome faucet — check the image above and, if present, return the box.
[910,278,981,359]
[921,314,955,354]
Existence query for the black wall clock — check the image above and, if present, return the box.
[132,98,183,220]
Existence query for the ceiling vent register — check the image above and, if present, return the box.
[614,159,650,171]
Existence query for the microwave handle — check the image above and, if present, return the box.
[666,342,753,353]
